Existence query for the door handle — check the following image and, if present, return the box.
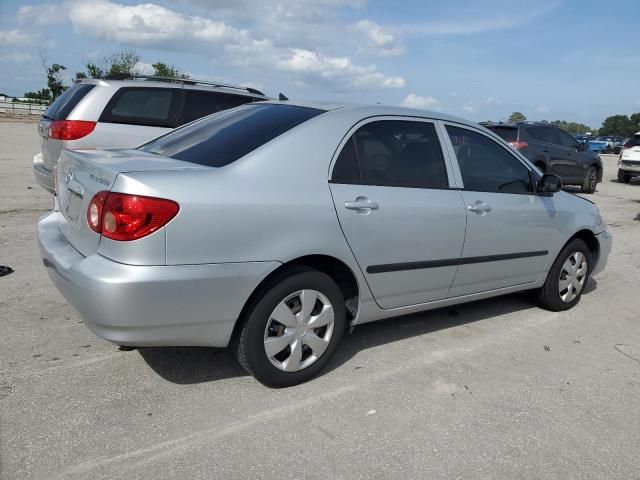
[345,196,379,213]
[467,201,492,215]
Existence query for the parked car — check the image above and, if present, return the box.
[585,137,609,153]
[483,122,603,193]
[38,102,612,386]
[596,135,625,154]
[33,74,270,194]
[618,132,640,183]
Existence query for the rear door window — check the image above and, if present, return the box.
[178,90,255,125]
[43,84,95,120]
[99,87,181,127]
[140,104,324,167]
[528,126,559,145]
[332,120,449,189]
[556,129,578,148]
[487,126,518,143]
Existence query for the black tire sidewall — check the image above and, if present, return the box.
[582,166,597,193]
[540,239,591,311]
[238,270,346,387]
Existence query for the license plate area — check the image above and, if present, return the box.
[65,189,83,222]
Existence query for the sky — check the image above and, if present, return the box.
[0,0,638,128]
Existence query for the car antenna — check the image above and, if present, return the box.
[279,93,289,101]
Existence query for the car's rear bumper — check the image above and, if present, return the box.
[592,229,612,277]
[38,212,279,347]
[33,153,55,194]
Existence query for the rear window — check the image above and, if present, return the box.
[140,104,324,167]
[43,84,95,120]
[179,90,254,125]
[99,87,181,127]
[486,126,518,142]
[627,135,640,147]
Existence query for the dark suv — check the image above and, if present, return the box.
[482,122,603,193]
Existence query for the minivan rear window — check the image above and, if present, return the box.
[43,84,95,120]
[140,104,324,167]
[486,126,518,142]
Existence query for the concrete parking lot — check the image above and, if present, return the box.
[1,119,639,479]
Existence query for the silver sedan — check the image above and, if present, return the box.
[38,102,612,386]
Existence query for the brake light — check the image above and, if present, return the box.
[49,120,96,140]
[87,191,179,241]
[508,141,528,150]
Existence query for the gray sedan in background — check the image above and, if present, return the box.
[38,102,611,386]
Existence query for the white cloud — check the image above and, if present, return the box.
[277,49,404,89]
[18,3,65,25]
[0,29,34,47]
[0,52,34,63]
[65,0,248,48]
[401,94,440,110]
[461,104,475,114]
[536,105,550,113]
[407,2,561,36]
[133,62,155,75]
[352,20,404,56]
[61,0,403,91]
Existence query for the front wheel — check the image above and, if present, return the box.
[234,267,346,387]
[537,239,590,311]
[618,170,631,184]
[581,166,598,193]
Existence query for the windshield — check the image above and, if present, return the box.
[140,103,324,167]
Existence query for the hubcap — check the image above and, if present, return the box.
[558,251,588,303]
[264,289,335,372]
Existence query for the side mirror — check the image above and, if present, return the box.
[538,174,562,194]
[577,142,588,151]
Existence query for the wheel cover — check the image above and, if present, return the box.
[264,289,335,372]
[558,252,588,303]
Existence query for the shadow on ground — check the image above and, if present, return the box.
[139,278,598,385]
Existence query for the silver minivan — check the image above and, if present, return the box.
[37,102,612,387]
[33,75,269,193]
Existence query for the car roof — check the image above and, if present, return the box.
[75,77,269,99]
[260,100,480,126]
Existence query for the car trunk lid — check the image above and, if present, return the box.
[55,149,206,257]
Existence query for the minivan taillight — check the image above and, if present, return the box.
[87,191,179,241]
[49,120,96,140]
[508,141,528,150]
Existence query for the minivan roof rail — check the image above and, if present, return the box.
[97,73,266,96]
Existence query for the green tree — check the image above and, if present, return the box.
[86,63,104,78]
[508,112,526,124]
[599,115,634,136]
[23,89,52,103]
[46,63,67,100]
[152,62,189,79]
[104,49,140,76]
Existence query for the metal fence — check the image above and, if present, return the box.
[0,101,47,116]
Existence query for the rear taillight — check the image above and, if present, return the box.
[87,191,179,241]
[49,120,96,140]
[508,141,528,150]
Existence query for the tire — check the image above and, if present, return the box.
[581,166,598,193]
[234,267,346,387]
[537,239,591,312]
[618,170,631,184]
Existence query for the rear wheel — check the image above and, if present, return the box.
[581,166,598,193]
[618,170,631,184]
[234,267,346,387]
[537,239,590,311]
